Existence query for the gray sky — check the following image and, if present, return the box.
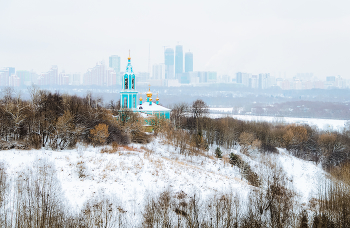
[1,0,350,78]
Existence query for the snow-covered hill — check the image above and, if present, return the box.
[1,136,329,225]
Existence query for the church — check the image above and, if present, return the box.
[119,54,170,119]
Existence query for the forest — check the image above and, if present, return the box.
[0,86,350,227]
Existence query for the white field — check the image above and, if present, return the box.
[1,137,328,225]
[208,112,348,131]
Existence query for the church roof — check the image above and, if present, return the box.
[125,58,134,75]
[137,102,171,112]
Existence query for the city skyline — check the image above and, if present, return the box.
[1,53,349,90]
[1,44,348,82]
[1,0,350,78]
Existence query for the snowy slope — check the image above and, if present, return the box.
[1,137,328,222]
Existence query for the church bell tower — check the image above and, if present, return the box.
[120,51,138,110]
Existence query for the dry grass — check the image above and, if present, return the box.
[119,161,132,171]
[76,160,87,179]
[104,160,117,172]
[141,146,153,158]
[93,158,104,166]
[207,155,216,160]
[148,157,164,170]
[118,145,143,153]
[100,144,118,154]
[259,154,277,170]
[329,162,350,185]
[222,154,230,167]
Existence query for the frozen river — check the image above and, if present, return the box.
[208,112,348,131]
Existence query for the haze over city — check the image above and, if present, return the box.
[1,0,350,78]
[2,1,350,227]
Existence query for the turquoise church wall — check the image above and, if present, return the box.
[120,56,138,110]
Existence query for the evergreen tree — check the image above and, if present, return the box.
[215,147,222,158]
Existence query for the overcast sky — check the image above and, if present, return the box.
[1,0,350,78]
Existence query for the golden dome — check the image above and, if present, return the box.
[149,97,152,101]
[146,84,152,97]
[156,93,159,101]
[139,96,143,101]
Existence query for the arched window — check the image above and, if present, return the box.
[133,97,136,108]
[124,78,128,89]
[132,78,135,89]
[124,97,127,108]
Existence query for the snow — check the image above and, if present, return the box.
[208,113,348,131]
[209,108,233,113]
[138,101,171,111]
[277,149,328,204]
[1,140,249,217]
[1,138,329,215]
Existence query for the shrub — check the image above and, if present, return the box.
[29,133,42,149]
[260,142,278,154]
[215,147,222,158]
[229,153,241,166]
[132,130,151,144]
[106,125,130,145]
[90,123,109,146]
[239,132,256,155]
[299,210,308,228]
[229,152,260,187]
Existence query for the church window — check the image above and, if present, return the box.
[133,97,136,108]
[124,97,127,108]
[132,78,135,89]
[124,78,128,89]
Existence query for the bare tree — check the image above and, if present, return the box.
[170,102,188,129]
[191,99,208,119]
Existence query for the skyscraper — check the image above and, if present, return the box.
[236,72,242,84]
[83,61,107,86]
[152,63,164,80]
[47,65,58,85]
[258,73,270,89]
[72,73,81,86]
[164,48,174,79]
[175,45,183,77]
[109,55,121,85]
[109,55,120,73]
[8,67,15,77]
[0,68,9,87]
[17,70,35,87]
[185,51,193,72]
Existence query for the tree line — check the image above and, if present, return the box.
[0,86,150,150]
[167,100,350,171]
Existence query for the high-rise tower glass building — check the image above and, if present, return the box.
[175,45,183,77]
[185,51,193,72]
[152,63,164,80]
[109,55,121,85]
[164,48,174,79]
[236,72,242,84]
[109,55,120,73]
